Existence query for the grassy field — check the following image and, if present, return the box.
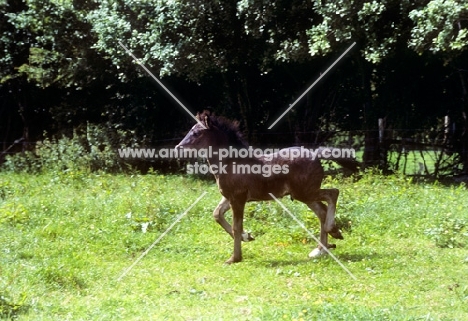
[1,171,467,320]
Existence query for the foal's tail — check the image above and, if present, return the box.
[332,158,361,172]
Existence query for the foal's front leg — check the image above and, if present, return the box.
[213,197,232,236]
[225,198,246,264]
[213,196,254,242]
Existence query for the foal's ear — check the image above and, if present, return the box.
[203,115,211,129]
[196,109,212,129]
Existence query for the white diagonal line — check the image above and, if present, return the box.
[269,193,357,280]
[268,42,356,129]
[117,191,208,281]
[117,40,206,129]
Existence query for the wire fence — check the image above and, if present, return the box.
[304,128,463,177]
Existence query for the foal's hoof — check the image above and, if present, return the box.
[329,227,344,240]
[308,247,327,258]
[308,244,335,258]
[224,256,242,264]
[242,232,255,242]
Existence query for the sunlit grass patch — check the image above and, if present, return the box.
[0,171,467,320]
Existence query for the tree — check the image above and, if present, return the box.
[408,0,468,173]
[0,0,32,149]
[2,0,467,175]
[89,0,330,141]
[0,0,103,147]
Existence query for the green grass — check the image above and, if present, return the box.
[1,171,467,320]
[338,149,460,176]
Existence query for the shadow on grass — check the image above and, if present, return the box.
[262,258,313,268]
[261,251,380,268]
[334,251,381,262]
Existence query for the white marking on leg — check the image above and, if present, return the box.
[269,193,357,281]
[242,232,254,242]
[308,246,329,258]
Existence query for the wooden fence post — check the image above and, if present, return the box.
[443,115,450,144]
[378,118,388,171]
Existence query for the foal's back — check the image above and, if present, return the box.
[218,147,324,202]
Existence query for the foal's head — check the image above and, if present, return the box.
[176,110,247,150]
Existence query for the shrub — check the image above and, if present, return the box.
[0,151,41,173]
[1,123,126,173]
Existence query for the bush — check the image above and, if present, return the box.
[1,123,126,173]
[0,151,41,173]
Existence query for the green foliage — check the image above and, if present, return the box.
[0,291,28,320]
[89,0,287,81]
[3,0,463,86]
[0,152,40,174]
[16,47,61,87]
[425,215,468,248]
[0,202,29,226]
[2,0,468,170]
[303,0,405,63]
[2,0,94,88]
[409,0,468,54]
[2,123,124,173]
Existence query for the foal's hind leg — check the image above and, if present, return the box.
[213,197,254,242]
[308,201,329,246]
[308,202,336,258]
[317,189,343,240]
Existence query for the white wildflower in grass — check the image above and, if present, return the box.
[141,222,149,233]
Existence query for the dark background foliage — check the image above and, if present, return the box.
[1,0,467,175]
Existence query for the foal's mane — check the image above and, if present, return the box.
[199,111,248,148]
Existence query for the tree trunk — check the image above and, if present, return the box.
[358,57,381,167]
[363,129,380,167]
[18,102,30,152]
[222,73,255,144]
[458,70,468,174]
[236,76,254,143]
